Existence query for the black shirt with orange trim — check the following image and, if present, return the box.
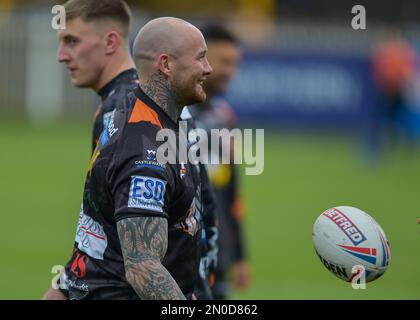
[60,86,203,299]
[92,68,139,152]
[189,97,246,269]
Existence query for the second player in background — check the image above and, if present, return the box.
[189,24,252,299]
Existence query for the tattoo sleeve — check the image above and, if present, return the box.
[116,216,186,300]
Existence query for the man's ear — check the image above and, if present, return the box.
[104,31,121,55]
[157,54,172,76]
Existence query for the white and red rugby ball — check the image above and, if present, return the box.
[312,206,391,283]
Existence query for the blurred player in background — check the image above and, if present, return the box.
[189,24,251,299]
[371,31,416,152]
[180,107,218,300]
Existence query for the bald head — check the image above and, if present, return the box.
[133,17,205,76]
[133,17,212,115]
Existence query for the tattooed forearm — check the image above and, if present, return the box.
[139,71,181,123]
[117,216,186,300]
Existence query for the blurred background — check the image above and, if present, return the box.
[1,0,420,299]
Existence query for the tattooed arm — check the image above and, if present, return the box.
[116,216,186,300]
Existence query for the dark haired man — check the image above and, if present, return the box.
[189,24,251,299]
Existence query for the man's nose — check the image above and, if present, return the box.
[57,43,69,63]
[204,58,213,75]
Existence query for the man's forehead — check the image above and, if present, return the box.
[57,18,96,38]
[190,31,208,52]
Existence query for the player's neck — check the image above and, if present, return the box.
[95,50,135,93]
[139,71,183,124]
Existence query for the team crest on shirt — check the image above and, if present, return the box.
[128,175,166,212]
[147,150,157,161]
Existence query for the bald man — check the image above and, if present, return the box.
[132,17,212,121]
[133,19,219,299]
[49,17,212,300]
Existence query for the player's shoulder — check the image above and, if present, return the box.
[124,94,167,140]
[107,91,168,161]
[94,92,132,151]
[101,86,178,172]
[100,81,137,114]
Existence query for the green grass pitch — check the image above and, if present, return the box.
[1,121,419,299]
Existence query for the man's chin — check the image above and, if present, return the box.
[194,91,207,104]
[71,79,90,89]
[183,91,207,106]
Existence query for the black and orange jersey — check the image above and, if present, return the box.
[180,107,218,300]
[60,86,203,299]
[189,97,246,270]
[92,68,139,152]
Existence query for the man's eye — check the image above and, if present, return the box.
[65,38,78,45]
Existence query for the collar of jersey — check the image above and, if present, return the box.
[98,68,138,101]
[133,85,179,131]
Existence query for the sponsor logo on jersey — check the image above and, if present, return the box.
[70,252,90,278]
[107,109,119,137]
[128,176,166,212]
[65,278,89,293]
[100,109,118,147]
[75,204,108,260]
[134,160,166,171]
[147,149,157,161]
[322,208,367,246]
[103,111,113,130]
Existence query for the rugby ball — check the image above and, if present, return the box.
[312,206,390,283]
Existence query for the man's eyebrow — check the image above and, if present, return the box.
[61,34,80,42]
[58,33,68,40]
[196,49,207,57]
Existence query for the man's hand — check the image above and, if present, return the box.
[117,216,185,300]
[232,260,252,291]
[42,288,68,300]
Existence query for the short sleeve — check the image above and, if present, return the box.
[110,122,175,222]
